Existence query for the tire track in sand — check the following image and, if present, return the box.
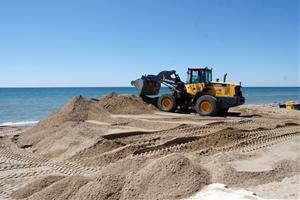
[131,125,300,157]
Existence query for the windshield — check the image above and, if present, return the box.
[186,69,212,83]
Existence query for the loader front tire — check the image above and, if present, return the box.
[157,94,177,112]
[195,95,217,116]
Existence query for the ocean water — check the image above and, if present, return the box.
[0,87,299,125]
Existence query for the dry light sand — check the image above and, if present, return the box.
[0,93,299,200]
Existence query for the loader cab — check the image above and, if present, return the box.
[186,67,212,84]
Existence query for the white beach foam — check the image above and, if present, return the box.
[0,121,39,127]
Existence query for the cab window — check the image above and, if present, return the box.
[186,69,212,83]
[191,71,199,83]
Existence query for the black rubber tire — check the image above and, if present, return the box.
[195,95,217,116]
[157,94,177,112]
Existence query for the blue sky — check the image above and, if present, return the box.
[0,0,298,87]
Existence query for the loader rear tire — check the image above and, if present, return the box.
[195,95,217,116]
[157,94,177,112]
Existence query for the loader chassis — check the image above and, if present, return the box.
[184,82,243,108]
[131,67,245,116]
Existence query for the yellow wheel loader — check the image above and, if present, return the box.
[131,67,245,116]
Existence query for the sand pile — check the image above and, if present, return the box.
[16,96,111,159]
[74,174,125,200]
[4,102,300,200]
[15,154,210,200]
[33,95,111,126]
[14,93,160,159]
[121,154,210,199]
[99,92,157,114]
[71,157,149,200]
[25,176,91,200]
[12,176,65,199]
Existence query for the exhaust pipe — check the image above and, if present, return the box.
[223,73,227,82]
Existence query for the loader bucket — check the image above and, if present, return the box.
[131,75,161,97]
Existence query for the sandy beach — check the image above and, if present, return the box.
[0,93,299,200]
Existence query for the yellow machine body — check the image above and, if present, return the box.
[184,82,238,97]
[132,67,245,115]
[180,68,245,112]
[285,102,294,110]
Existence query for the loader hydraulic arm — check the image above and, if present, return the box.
[156,70,183,88]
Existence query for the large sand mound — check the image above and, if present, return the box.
[18,154,209,200]
[4,103,300,200]
[71,157,148,200]
[16,96,111,159]
[34,95,111,127]
[99,92,157,114]
[121,153,210,199]
[26,176,91,200]
[18,96,111,146]
[12,176,65,199]
[14,93,161,160]
[73,174,125,200]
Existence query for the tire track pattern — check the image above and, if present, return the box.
[102,119,288,147]
[131,125,300,157]
[0,147,102,199]
[0,119,297,199]
[0,148,101,179]
[93,120,298,161]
